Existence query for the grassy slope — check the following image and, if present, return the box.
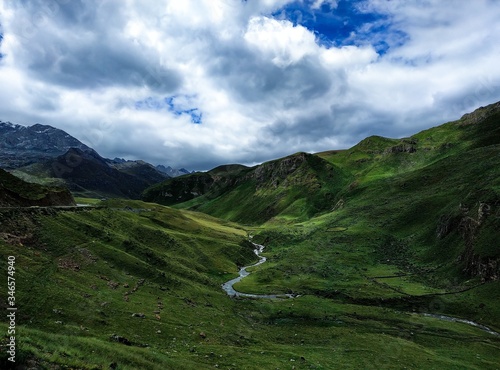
[235,104,500,323]
[1,103,499,369]
[2,201,499,369]
[0,201,254,369]
[169,153,349,225]
[230,104,500,367]
[0,168,75,206]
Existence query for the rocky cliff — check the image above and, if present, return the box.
[456,201,500,281]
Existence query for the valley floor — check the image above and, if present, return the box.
[1,201,499,369]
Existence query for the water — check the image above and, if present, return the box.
[222,245,499,336]
[221,243,295,299]
[422,313,500,336]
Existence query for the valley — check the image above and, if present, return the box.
[1,102,500,369]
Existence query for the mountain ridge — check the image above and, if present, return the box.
[143,100,500,225]
[144,101,500,282]
[0,120,190,198]
[0,120,92,168]
[1,102,499,369]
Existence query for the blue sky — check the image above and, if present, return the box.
[0,0,499,170]
[273,0,407,53]
[135,96,202,124]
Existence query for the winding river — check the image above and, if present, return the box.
[422,313,499,337]
[221,243,295,299]
[221,243,499,336]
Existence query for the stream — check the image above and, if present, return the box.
[221,243,295,299]
[422,313,499,337]
[221,243,499,336]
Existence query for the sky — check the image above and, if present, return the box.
[1,0,500,171]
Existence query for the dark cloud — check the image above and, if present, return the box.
[7,1,182,91]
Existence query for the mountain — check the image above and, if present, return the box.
[18,148,168,199]
[156,164,191,177]
[107,159,169,184]
[0,121,91,168]
[0,168,75,207]
[145,101,500,282]
[143,155,348,224]
[1,102,499,369]
[0,121,174,198]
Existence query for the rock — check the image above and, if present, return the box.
[199,332,207,339]
[436,214,461,239]
[384,142,417,154]
[110,334,131,346]
[131,313,145,318]
[478,202,491,224]
[458,201,500,281]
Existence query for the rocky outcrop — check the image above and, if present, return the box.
[384,139,418,154]
[251,152,311,189]
[456,202,499,281]
[436,214,462,239]
[459,101,500,126]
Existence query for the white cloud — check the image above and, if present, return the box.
[0,0,499,170]
[244,16,317,67]
[311,0,338,10]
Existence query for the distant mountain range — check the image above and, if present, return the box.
[0,120,191,198]
[155,164,192,177]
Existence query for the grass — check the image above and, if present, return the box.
[1,102,499,368]
[74,197,103,205]
[2,200,499,369]
[146,152,349,225]
[0,168,69,202]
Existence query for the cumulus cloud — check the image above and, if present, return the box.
[0,0,500,170]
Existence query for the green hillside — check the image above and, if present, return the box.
[235,101,500,291]
[0,168,75,207]
[2,201,499,369]
[1,102,499,369]
[144,152,349,224]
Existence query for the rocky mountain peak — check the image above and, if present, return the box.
[0,121,91,168]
